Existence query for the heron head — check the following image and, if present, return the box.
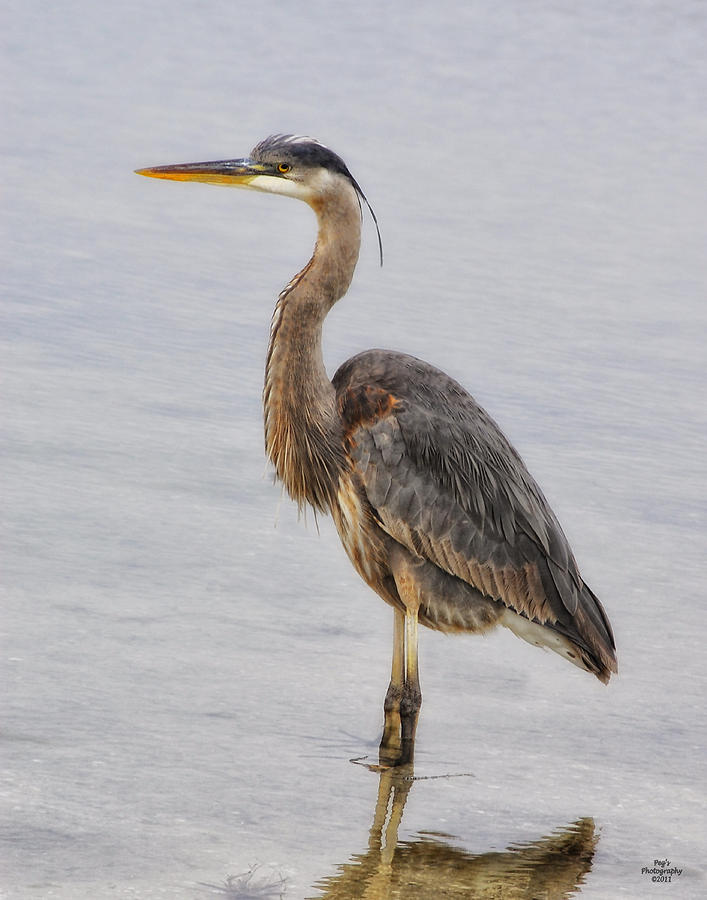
[136,134,382,261]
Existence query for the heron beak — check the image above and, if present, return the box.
[135,158,269,186]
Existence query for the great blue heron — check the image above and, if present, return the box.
[136,134,617,766]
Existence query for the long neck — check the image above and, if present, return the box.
[263,182,361,511]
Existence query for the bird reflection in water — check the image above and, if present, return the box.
[311,766,598,899]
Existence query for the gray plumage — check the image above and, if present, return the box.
[334,350,616,681]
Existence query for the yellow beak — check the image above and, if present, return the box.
[135,158,269,186]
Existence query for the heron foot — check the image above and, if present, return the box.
[380,681,403,762]
[379,681,421,767]
[399,684,421,765]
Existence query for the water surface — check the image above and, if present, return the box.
[2,1,706,897]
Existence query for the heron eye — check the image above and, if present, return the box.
[278,163,291,174]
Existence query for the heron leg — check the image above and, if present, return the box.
[380,609,405,765]
[379,552,423,767]
[399,605,421,764]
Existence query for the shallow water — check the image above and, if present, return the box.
[2,0,706,897]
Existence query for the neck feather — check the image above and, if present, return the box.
[263,179,361,510]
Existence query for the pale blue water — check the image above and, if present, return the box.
[2,1,706,897]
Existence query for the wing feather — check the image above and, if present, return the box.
[334,350,617,678]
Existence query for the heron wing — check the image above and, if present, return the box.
[334,350,616,674]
